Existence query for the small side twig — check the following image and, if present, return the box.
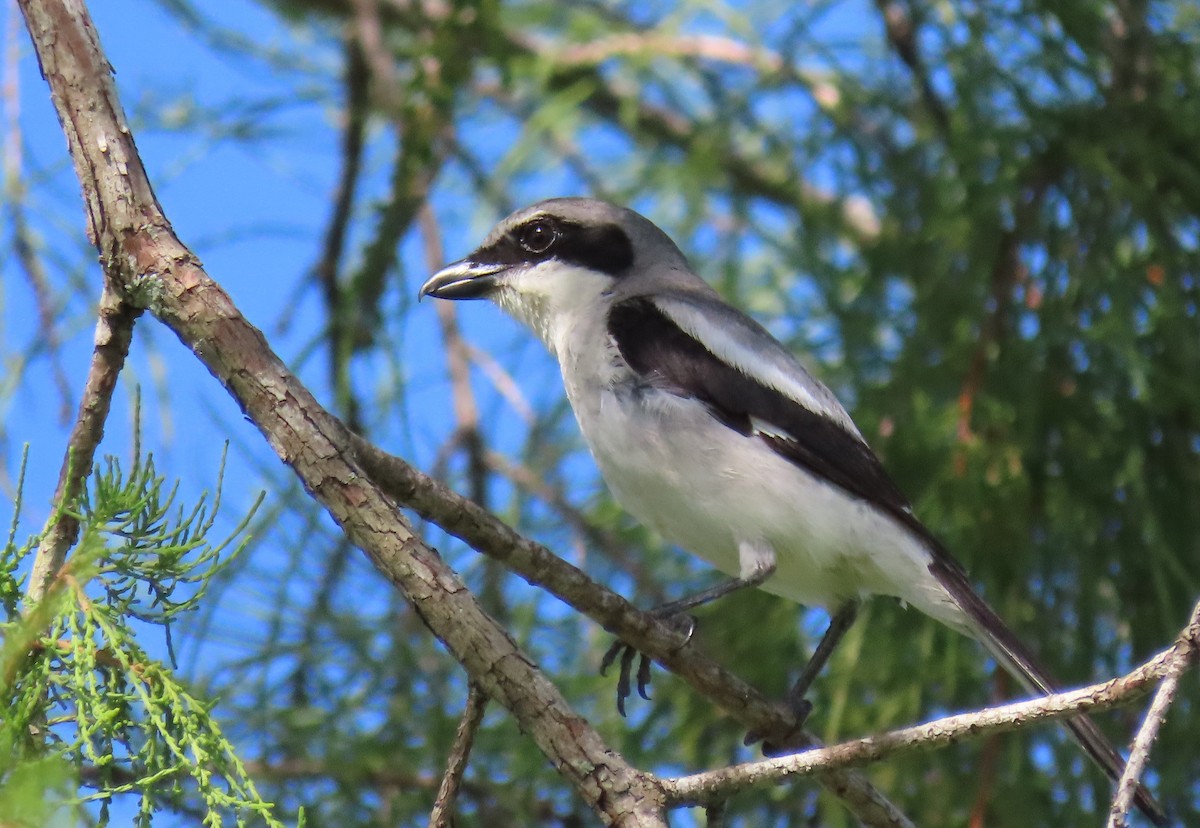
[349,0,399,109]
[463,342,534,425]
[873,0,950,137]
[429,683,489,828]
[954,160,1057,454]
[306,30,369,429]
[483,449,646,576]
[1107,600,1200,828]
[28,281,139,604]
[309,28,367,312]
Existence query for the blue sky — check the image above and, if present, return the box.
[9,0,327,514]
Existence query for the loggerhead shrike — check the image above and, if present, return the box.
[419,197,1164,824]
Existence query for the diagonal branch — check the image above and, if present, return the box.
[16,1,663,823]
[377,405,1189,822]
[428,682,489,828]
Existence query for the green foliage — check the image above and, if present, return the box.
[0,754,79,828]
[0,450,288,827]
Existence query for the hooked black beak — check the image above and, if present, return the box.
[418,259,507,300]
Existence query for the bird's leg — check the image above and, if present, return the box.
[746,600,860,753]
[601,550,777,716]
[784,600,859,717]
[646,557,777,617]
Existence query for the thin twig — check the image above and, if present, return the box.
[543,31,840,112]
[390,0,840,108]
[379,0,880,238]
[873,0,951,136]
[3,1,72,424]
[307,32,369,429]
[463,342,535,425]
[463,7,881,243]
[428,683,489,828]
[954,162,1057,453]
[349,0,399,109]
[315,37,369,260]
[1107,599,1200,828]
[343,0,465,355]
[548,32,785,74]
[289,540,355,709]
[662,624,1197,807]
[28,281,139,604]
[967,703,1004,828]
[83,753,524,820]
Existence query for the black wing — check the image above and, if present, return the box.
[607,296,915,527]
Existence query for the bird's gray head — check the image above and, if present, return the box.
[419,198,703,345]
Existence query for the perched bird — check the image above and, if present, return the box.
[419,197,1164,825]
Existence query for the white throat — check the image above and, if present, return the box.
[492,262,617,359]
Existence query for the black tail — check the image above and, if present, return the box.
[929,558,1168,827]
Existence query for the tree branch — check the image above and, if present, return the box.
[378,0,882,244]
[428,682,488,828]
[663,612,1198,807]
[28,280,138,603]
[1107,599,1200,827]
[23,4,1183,827]
[310,31,370,430]
[4,0,72,428]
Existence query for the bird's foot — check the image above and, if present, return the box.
[599,611,696,716]
[743,686,814,755]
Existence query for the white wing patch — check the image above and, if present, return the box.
[749,416,790,441]
[652,295,865,440]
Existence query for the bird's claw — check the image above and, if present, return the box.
[599,640,652,717]
[599,613,697,716]
[743,693,813,754]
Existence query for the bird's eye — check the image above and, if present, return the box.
[516,219,558,254]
